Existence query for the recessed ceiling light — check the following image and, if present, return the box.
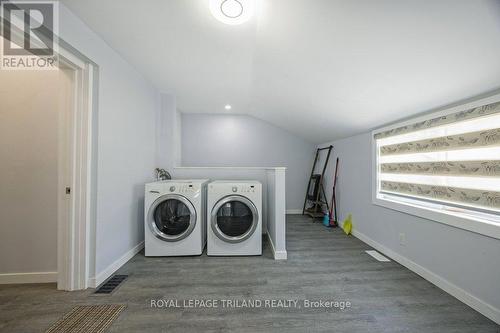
[224,104,232,110]
[209,0,255,25]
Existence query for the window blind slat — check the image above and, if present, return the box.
[381,181,500,210]
[379,147,500,164]
[379,128,500,156]
[380,161,500,177]
[374,101,500,140]
[380,174,500,191]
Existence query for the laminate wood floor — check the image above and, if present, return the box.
[0,215,498,332]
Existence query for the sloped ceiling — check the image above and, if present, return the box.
[61,0,500,143]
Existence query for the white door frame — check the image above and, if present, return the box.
[3,13,97,291]
[56,45,97,291]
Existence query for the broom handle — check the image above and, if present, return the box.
[329,158,339,217]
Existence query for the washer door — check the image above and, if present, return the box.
[211,195,259,243]
[148,194,196,242]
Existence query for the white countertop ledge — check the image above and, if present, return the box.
[174,166,287,170]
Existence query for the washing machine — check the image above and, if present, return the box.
[145,179,209,256]
[207,180,262,256]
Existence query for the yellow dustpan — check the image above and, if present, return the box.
[342,214,352,235]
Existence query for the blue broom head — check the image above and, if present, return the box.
[323,213,330,227]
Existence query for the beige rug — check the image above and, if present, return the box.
[45,304,126,333]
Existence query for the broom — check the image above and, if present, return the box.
[329,158,339,227]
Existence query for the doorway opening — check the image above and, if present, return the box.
[0,33,97,291]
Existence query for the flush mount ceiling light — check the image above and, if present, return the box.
[209,0,255,25]
[224,104,232,110]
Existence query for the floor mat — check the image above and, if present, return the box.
[45,304,125,333]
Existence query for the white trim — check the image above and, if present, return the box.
[56,50,96,291]
[352,228,500,324]
[56,64,74,291]
[0,272,58,284]
[265,168,287,260]
[88,241,144,288]
[371,93,500,241]
[266,233,287,260]
[286,209,302,214]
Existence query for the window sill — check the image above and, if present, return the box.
[373,194,500,240]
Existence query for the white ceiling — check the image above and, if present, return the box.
[61,0,500,143]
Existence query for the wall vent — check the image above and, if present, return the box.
[365,250,390,262]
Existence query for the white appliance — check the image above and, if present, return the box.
[145,179,209,256]
[207,180,262,256]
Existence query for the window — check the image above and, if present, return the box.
[372,96,500,239]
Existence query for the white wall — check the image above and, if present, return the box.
[0,69,71,275]
[181,113,315,210]
[59,4,159,280]
[156,94,181,170]
[320,132,500,323]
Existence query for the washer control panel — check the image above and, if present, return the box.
[236,185,255,193]
[174,184,198,193]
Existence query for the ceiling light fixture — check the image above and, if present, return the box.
[209,0,255,25]
[224,104,232,110]
[221,0,243,18]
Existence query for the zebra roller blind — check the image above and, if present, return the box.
[374,101,500,213]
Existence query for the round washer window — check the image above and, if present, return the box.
[216,200,253,237]
[211,195,258,243]
[154,199,191,235]
[148,194,196,242]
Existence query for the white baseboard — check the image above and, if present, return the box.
[352,228,500,324]
[0,271,57,284]
[88,241,144,288]
[286,209,302,214]
[266,233,287,260]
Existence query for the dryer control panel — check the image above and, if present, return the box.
[233,185,256,193]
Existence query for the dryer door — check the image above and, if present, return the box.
[148,194,196,242]
[211,195,259,243]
